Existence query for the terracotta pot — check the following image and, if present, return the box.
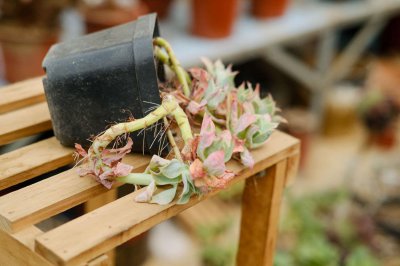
[192,0,238,38]
[140,0,173,19]
[0,24,57,82]
[251,0,288,19]
[83,4,148,33]
[369,125,397,150]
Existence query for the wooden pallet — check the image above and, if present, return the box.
[0,77,300,266]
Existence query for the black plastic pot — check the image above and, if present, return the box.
[43,14,166,154]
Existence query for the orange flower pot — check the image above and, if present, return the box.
[192,0,238,39]
[140,0,173,19]
[251,0,288,19]
[0,24,57,82]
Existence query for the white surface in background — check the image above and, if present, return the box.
[160,0,400,68]
[148,220,198,264]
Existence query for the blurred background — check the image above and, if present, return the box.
[1,0,400,265]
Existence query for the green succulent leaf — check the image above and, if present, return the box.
[150,184,178,205]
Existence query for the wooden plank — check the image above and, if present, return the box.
[236,160,287,266]
[86,254,110,266]
[0,131,297,234]
[284,153,300,186]
[0,137,73,190]
[0,154,151,233]
[0,77,45,114]
[0,102,52,146]
[13,226,44,251]
[84,190,117,213]
[34,132,299,266]
[85,190,117,266]
[0,228,52,266]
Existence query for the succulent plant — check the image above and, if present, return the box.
[75,37,282,205]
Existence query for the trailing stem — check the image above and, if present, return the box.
[90,95,193,159]
[153,37,191,97]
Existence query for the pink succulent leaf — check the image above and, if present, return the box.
[264,113,272,122]
[243,101,255,114]
[98,178,114,189]
[235,113,257,135]
[215,101,227,116]
[99,169,113,181]
[197,113,217,159]
[200,113,216,137]
[187,99,207,115]
[135,181,156,203]
[182,137,199,161]
[206,176,231,189]
[75,143,88,157]
[101,138,133,166]
[220,170,235,181]
[189,159,206,180]
[254,84,261,99]
[76,167,92,177]
[113,162,133,177]
[201,57,214,74]
[220,130,232,147]
[229,92,239,130]
[205,84,229,110]
[75,138,134,189]
[189,68,209,101]
[240,148,255,169]
[233,136,245,153]
[203,150,226,177]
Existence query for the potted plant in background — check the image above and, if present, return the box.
[250,0,289,19]
[79,0,148,33]
[140,0,174,20]
[0,0,71,82]
[191,0,238,38]
[358,90,399,149]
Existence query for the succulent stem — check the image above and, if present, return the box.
[117,173,153,186]
[153,37,191,97]
[90,95,193,158]
[164,117,183,161]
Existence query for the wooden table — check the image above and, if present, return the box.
[0,77,300,266]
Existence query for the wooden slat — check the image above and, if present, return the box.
[34,132,299,266]
[0,228,51,266]
[0,77,45,115]
[86,254,110,266]
[0,102,52,146]
[237,159,287,266]
[0,154,151,233]
[85,190,117,266]
[13,226,44,251]
[284,153,300,186]
[0,137,73,190]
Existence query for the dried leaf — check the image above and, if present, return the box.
[135,181,156,202]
